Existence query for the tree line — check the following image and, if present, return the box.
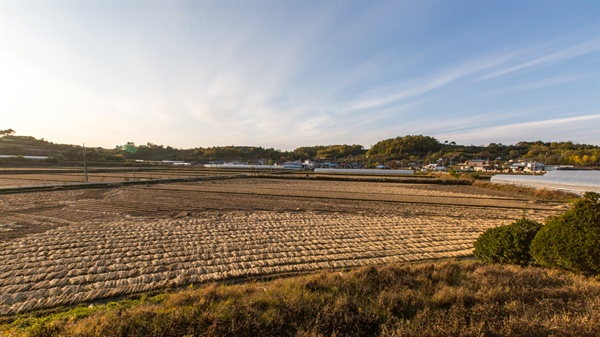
[0,132,598,167]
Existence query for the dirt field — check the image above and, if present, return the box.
[0,168,227,187]
[0,178,567,315]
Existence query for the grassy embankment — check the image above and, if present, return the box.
[471,180,580,202]
[2,260,599,337]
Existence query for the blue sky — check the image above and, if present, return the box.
[1,1,598,150]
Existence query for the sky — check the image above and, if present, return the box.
[0,1,598,150]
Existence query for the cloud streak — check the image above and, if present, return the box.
[478,39,598,81]
[438,115,599,145]
[337,37,598,117]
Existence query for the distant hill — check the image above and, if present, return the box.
[0,132,598,167]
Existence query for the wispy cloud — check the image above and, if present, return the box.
[336,38,598,116]
[478,40,598,81]
[337,55,507,113]
[438,115,599,145]
[470,73,591,100]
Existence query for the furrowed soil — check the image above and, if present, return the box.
[0,178,568,316]
[0,169,224,187]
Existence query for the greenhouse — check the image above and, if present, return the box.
[490,170,600,194]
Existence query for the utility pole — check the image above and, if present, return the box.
[83,143,88,183]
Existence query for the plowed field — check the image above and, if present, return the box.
[0,178,567,315]
[0,168,227,187]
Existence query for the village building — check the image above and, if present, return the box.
[461,159,492,172]
[503,161,545,172]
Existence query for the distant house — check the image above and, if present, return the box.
[504,161,545,172]
[425,163,445,171]
[465,159,491,172]
[526,161,545,172]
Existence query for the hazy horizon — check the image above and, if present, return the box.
[1,1,598,151]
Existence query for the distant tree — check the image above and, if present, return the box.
[367,135,440,158]
[116,142,137,154]
[0,128,15,137]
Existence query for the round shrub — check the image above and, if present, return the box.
[530,192,600,274]
[474,218,542,266]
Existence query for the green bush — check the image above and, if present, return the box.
[530,192,600,274]
[474,218,542,266]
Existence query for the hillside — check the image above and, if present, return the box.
[1,131,598,167]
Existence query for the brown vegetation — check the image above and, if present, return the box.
[0,211,494,316]
[2,260,599,336]
[472,180,579,202]
[0,178,566,316]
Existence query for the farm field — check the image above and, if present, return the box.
[0,178,568,316]
[0,167,235,187]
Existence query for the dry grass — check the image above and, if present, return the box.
[473,180,580,202]
[222,178,488,198]
[2,260,599,336]
[0,212,497,316]
[143,179,563,211]
[0,179,565,317]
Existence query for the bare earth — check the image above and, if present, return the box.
[0,170,218,187]
[0,178,567,315]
